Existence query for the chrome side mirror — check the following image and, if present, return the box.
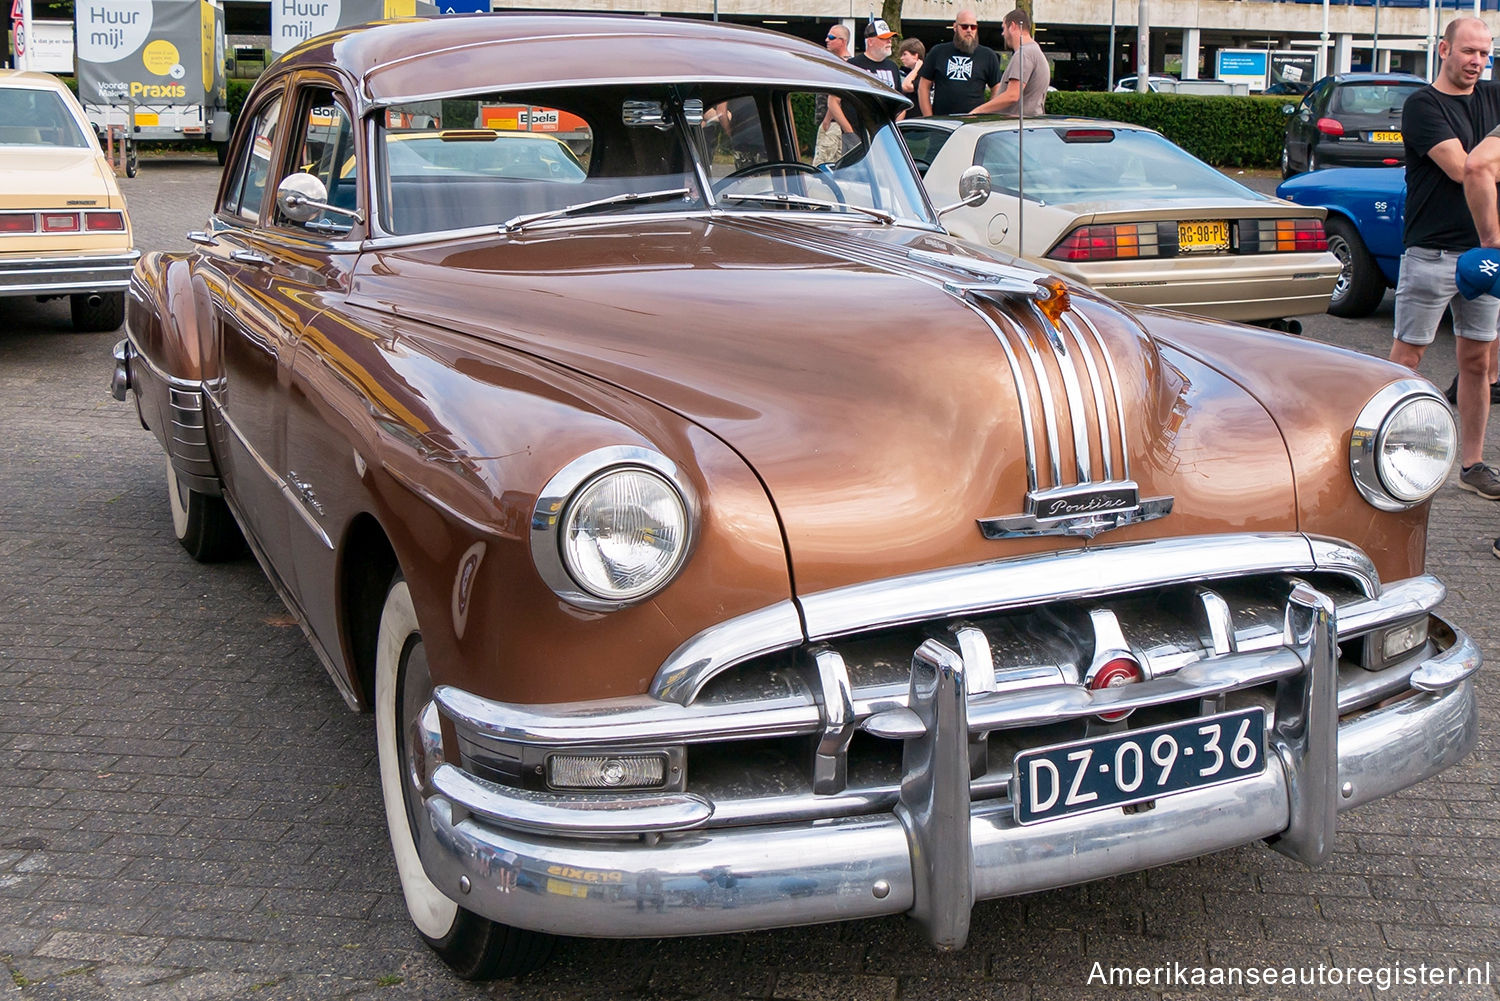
[936,164,992,218]
[623,99,673,130]
[275,172,364,225]
[1282,103,1296,115]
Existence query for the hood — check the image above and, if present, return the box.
[355,219,1300,594]
[0,147,116,209]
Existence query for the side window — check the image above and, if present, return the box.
[281,89,355,233]
[900,126,952,176]
[222,95,283,222]
[701,95,771,176]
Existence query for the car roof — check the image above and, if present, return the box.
[0,69,72,93]
[1328,72,1426,84]
[275,13,910,114]
[901,114,1154,134]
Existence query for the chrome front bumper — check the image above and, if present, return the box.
[0,250,139,296]
[414,591,1479,944]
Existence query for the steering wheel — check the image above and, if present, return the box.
[714,160,846,205]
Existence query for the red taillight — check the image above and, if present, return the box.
[1049,223,1158,261]
[1274,218,1328,252]
[1089,657,1143,722]
[41,212,80,233]
[1316,117,1345,137]
[1242,218,1328,253]
[0,213,37,234]
[85,211,126,232]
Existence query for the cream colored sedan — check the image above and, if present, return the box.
[901,116,1339,325]
[0,70,137,331]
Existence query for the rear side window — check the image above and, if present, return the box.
[900,126,954,176]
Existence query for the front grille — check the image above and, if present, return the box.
[677,569,1365,828]
[445,556,1440,837]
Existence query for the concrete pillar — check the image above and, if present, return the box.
[1182,26,1200,78]
[1335,32,1353,73]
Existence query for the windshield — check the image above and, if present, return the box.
[974,126,1257,203]
[374,84,932,236]
[0,87,90,147]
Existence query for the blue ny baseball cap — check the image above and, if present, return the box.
[1456,247,1500,300]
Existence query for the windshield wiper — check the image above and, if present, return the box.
[721,192,895,224]
[503,187,692,233]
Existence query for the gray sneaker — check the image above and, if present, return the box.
[1459,462,1500,500]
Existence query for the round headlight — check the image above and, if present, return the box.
[1350,381,1457,511]
[531,447,696,610]
[562,468,688,600]
[1378,396,1457,501]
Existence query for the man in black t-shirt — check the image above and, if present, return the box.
[917,8,1002,117]
[849,19,903,93]
[1392,16,1500,499]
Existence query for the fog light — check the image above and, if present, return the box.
[548,753,667,791]
[1381,618,1429,662]
[1089,656,1142,722]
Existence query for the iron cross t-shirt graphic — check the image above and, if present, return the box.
[920,41,1001,115]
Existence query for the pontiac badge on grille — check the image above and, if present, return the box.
[978,481,1173,540]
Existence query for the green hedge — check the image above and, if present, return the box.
[1043,91,1291,168]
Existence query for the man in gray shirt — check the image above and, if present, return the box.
[971,9,1049,116]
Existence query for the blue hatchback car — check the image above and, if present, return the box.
[1276,166,1404,317]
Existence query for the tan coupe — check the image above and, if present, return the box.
[901,116,1340,327]
[0,70,137,331]
[112,14,1478,981]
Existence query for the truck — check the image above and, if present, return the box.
[73,0,229,173]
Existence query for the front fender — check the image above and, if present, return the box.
[124,251,223,489]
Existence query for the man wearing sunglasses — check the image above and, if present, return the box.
[815,23,857,164]
[917,9,1002,117]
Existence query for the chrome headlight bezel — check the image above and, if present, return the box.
[530,445,698,611]
[1349,379,1457,511]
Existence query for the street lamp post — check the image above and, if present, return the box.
[1108,0,1117,90]
[1136,0,1149,92]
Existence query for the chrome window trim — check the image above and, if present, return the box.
[529,445,699,612]
[1349,379,1455,511]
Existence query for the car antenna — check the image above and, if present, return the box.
[1015,34,1025,257]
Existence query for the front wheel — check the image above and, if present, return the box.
[166,459,244,562]
[375,577,556,980]
[1324,217,1386,318]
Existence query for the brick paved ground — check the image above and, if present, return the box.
[0,157,1495,1000]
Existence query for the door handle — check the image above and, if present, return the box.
[229,249,272,267]
[187,230,217,247]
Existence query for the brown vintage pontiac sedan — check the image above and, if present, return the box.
[111,13,1479,980]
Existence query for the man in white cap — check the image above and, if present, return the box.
[850,18,903,93]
